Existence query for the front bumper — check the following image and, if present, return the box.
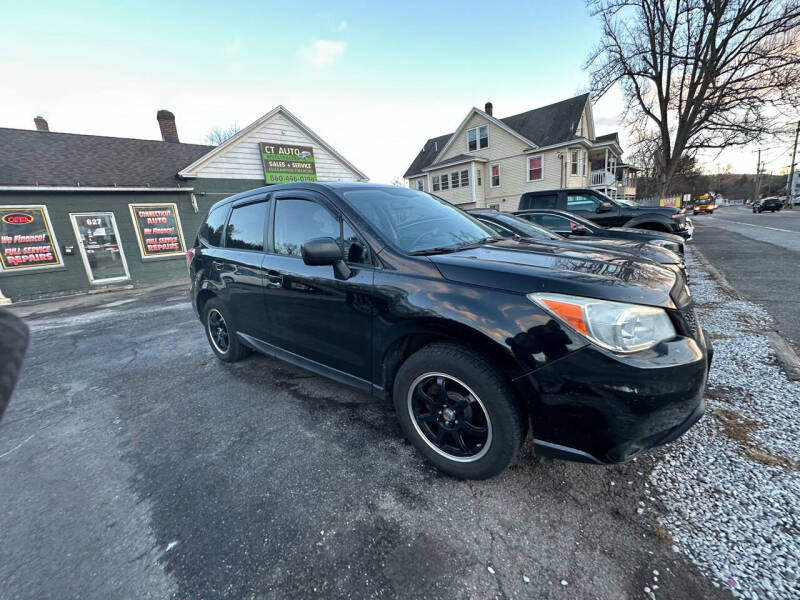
[517,332,710,464]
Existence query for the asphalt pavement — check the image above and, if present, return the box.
[691,205,800,349]
[0,286,730,600]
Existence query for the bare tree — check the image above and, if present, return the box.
[204,124,241,146]
[587,0,800,196]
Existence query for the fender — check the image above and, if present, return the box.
[623,213,676,232]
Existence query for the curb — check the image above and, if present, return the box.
[692,245,800,381]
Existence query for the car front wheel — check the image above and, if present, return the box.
[393,343,526,479]
[203,298,250,362]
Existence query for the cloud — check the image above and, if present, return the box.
[336,20,348,32]
[300,39,346,70]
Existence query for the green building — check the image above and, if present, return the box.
[0,107,368,302]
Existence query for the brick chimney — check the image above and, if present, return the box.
[34,116,49,131]
[484,102,493,116]
[156,109,179,143]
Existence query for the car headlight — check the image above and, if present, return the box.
[528,292,677,353]
[649,239,682,254]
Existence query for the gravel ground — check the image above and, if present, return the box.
[649,248,800,600]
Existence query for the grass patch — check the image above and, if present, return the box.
[714,409,799,471]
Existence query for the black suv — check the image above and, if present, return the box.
[518,189,691,238]
[188,183,710,479]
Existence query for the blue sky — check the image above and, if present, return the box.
[0,0,775,181]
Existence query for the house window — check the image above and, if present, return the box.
[582,152,587,176]
[416,179,424,191]
[467,125,488,151]
[432,175,440,191]
[490,164,500,188]
[571,151,579,176]
[477,169,482,186]
[441,173,449,190]
[451,171,460,189]
[527,155,543,181]
[460,170,469,187]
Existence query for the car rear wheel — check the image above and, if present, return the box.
[203,298,250,362]
[393,343,526,479]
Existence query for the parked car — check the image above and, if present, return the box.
[753,197,783,213]
[188,183,711,479]
[468,209,688,282]
[514,208,688,255]
[518,189,692,239]
[693,194,717,215]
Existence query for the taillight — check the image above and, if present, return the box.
[185,248,196,266]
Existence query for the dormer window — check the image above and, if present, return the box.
[467,126,488,152]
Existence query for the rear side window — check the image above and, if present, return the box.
[531,194,559,208]
[199,204,229,247]
[224,201,269,251]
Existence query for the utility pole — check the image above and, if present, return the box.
[787,121,799,209]
[753,149,762,203]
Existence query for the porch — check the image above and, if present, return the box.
[588,147,621,197]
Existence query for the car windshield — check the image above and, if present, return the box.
[343,187,499,254]
[491,214,562,240]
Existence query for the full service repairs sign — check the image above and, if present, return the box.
[0,205,62,271]
[260,143,317,184]
[128,203,186,259]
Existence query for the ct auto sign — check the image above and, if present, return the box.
[260,143,317,184]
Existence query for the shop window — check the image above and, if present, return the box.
[0,205,63,271]
[225,201,269,251]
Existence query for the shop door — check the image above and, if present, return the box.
[69,212,131,284]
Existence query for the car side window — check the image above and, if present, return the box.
[274,198,370,264]
[199,205,229,247]
[532,194,559,209]
[225,201,269,251]
[567,194,601,212]
[529,214,573,233]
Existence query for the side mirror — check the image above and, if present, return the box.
[571,225,591,236]
[597,202,613,213]
[301,237,351,280]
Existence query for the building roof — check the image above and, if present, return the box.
[423,153,486,171]
[0,128,212,188]
[403,133,452,178]
[594,132,619,144]
[404,94,596,178]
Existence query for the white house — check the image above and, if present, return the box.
[403,94,635,211]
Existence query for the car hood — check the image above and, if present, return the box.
[557,238,681,265]
[606,227,686,245]
[428,239,684,309]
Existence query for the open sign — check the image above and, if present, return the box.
[1,213,34,225]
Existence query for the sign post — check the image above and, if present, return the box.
[260,143,317,184]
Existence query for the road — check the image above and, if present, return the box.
[0,287,729,600]
[691,205,800,348]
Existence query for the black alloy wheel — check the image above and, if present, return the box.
[408,373,491,462]
[207,309,229,354]
[393,343,526,479]
[203,298,250,362]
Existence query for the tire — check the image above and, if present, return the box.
[203,298,250,362]
[393,343,526,479]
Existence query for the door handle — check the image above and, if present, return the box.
[266,270,283,288]
[212,260,225,270]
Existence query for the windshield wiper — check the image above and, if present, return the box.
[410,237,502,256]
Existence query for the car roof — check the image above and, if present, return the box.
[207,181,400,212]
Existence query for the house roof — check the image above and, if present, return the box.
[595,132,619,144]
[404,94,592,177]
[0,127,211,188]
[403,133,452,178]
[422,154,487,171]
